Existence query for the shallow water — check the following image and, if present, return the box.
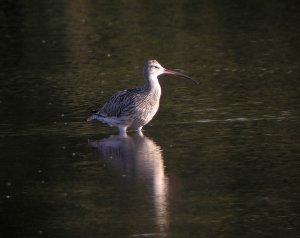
[1,1,300,237]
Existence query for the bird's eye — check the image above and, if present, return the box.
[154,66,159,69]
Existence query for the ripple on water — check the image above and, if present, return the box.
[196,115,293,124]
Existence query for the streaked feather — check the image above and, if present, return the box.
[87,86,161,129]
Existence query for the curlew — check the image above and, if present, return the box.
[87,60,197,135]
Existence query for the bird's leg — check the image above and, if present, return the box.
[137,127,144,136]
[118,126,128,137]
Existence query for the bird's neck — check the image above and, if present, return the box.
[143,74,161,93]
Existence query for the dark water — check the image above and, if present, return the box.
[1,0,299,237]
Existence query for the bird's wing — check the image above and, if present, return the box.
[94,88,141,117]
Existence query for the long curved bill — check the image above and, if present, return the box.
[164,69,198,84]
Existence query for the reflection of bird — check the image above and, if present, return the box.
[89,133,169,234]
[87,60,197,135]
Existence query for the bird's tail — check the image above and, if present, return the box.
[87,114,102,122]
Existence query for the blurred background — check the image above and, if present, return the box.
[0,0,299,237]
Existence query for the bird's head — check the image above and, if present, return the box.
[144,59,198,84]
[144,60,165,77]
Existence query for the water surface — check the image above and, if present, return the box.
[0,1,299,237]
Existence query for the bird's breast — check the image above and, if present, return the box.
[141,90,161,115]
[131,89,161,127]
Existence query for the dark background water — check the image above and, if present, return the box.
[0,0,299,237]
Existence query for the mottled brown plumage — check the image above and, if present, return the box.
[87,60,196,135]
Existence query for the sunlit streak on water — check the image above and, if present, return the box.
[89,134,169,235]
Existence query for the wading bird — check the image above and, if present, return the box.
[87,60,197,135]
